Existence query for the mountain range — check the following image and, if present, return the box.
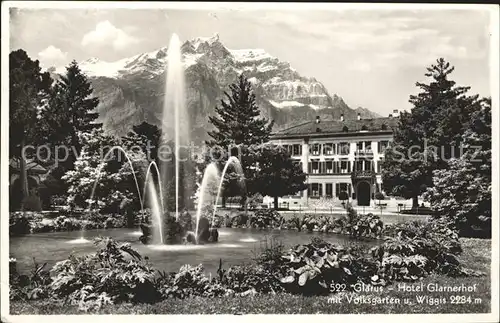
[51,33,381,142]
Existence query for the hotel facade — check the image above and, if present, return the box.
[268,111,400,208]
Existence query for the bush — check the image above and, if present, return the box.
[375,218,478,280]
[22,195,42,212]
[251,209,282,229]
[157,264,227,299]
[50,238,158,309]
[9,213,31,236]
[10,257,51,301]
[279,239,378,295]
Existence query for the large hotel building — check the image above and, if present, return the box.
[268,111,400,208]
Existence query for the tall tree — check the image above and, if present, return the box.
[9,49,52,200]
[206,74,274,207]
[381,58,478,208]
[256,144,307,209]
[41,60,101,163]
[424,98,491,237]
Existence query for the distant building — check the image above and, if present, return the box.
[267,113,398,208]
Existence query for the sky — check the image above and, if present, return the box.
[9,5,494,116]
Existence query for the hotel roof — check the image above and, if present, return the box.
[271,117,399,139]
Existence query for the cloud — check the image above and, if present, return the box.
[81,20,139,50]
[38,45,67,66]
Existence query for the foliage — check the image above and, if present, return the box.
[62,128,146,213]
[279,239,378,295]
[375,218,479,280]
[424,98,491,238]
[255,144,307,209]
[9,212,32,236]
[157,264,227,299]
[332,204,384,238]
[338,191,349,202]
[250,209,283,229]
[9,49,53,202]
[21,195,43,211]
[50,237,158,309]
[206,74,274,201]
[10,257,51,301]
[382,58,480,208]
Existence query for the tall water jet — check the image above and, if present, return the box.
[194,163,220,241]
[212,157,245,226]
[161,33,188,219]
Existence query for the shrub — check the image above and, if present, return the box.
[251,209,282,229]
[279,239,378,295]
[10,257,51,301]
[9,213,31,236]
[373,218,479,281]
[158,264,227,299]
[50,237,158,308]
[22,195,43,212]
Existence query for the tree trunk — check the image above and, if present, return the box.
[222,195,226,208]
[20,138,29,200]
[412,196,419,209]
[274,196,279,210]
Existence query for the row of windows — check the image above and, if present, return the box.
[281,141,390,157]
[308,183,352,198]
[308,160,382,174]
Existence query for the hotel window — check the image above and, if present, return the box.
[339,142,350,155]
[323,143,334,155]
[309,160,320,174]
[310,143,321,156]
[355,160,364,172]
[325,161,334,174]
[335,183,351,197]
[365,160,373,171]
[292,144,302,156]
[309,183,322,198]
[379,140,389,153]
[361,125,368,131]
[364,141,372,151]
[343,126,349,132]
[326,184,333,198]
[357,141,363,151]
[340,160,351,173]
[381,124,387,130]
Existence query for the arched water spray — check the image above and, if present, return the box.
[143,161,165,213]
[85,146,144,240]
[194,163,220,241]
[212,157,245,227]
[147,180,164,244]
[161,33,188,220]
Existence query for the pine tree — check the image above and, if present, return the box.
[9,49,53,202]
[42,60,101,159]
[381,58,478,208]
[255,144,307,209]
[424,98,491,237]
[206,74,274,206]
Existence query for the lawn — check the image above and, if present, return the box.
[9,238,491,314]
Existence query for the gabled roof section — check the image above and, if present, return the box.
[272,117,399,139]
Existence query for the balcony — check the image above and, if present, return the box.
[355,149,374,156]
[351,169,376,180]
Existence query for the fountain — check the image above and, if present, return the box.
[77,33,246,247]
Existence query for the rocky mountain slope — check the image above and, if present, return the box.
[53,33,380,142]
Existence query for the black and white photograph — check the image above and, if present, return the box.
[1,2,499,322]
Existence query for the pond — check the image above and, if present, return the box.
[10,228,378,275]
